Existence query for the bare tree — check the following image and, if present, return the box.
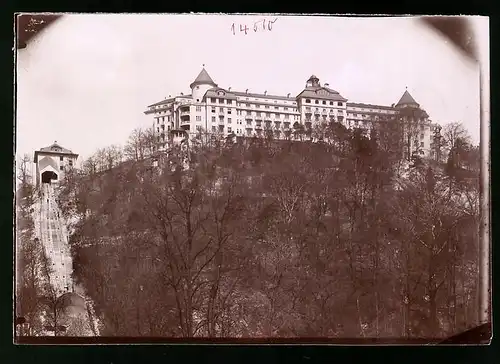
[17,154,35,208]
[17,154,33,185]
[81,156,98,176]
[104,145,123,170]
[442,122,472,158]
[16,234,45,336]
[124,127,156,161]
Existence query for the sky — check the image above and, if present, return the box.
[16,15,489,163]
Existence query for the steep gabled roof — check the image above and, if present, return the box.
[190,68,218,89]
[296,86,347,102]
[34,141,78,162]
[396,90,419,107]
[39,141,74,154]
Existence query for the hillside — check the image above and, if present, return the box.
[52,125,481,339]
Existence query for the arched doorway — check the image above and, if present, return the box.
[41,170,58,183]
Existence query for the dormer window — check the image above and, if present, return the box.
[305,99,311,104]
[315,100,319,104]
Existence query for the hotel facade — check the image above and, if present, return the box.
[144,68,440,159]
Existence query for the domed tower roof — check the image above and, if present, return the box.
[306,74,320,88]
[395,89,420,108]
[189,67,218,89]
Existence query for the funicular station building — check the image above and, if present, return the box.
[34,141,79,186]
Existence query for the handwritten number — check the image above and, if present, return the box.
[232,19,277,35]
[268,18,277,31]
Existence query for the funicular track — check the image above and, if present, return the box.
[37,182,100,336]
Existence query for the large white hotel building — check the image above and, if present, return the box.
[144,68,440,158]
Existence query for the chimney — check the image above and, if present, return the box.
[287,93,291,98]
[169,95,171,97]
[228,87,231,91]
[246,89,249,94]
[264,91,267,96]
[325,83,329,87]
[181,92,184,96]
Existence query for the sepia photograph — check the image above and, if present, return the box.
[14,14,490,344]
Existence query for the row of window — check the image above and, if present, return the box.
[209,98,233,105]
[208,111,298,120]
[349,112,399,118]
[239,109,297,116]
[304,115,344,122]
[242,103,297,112]
[209,126,296,135]
[211,116,233,123]
[349,113,398,118]
[156,116,172,123]
[305,107,344,113]
[157,104,352,121]
[244,111,296,118]
[154,108,172,115]
[185,114,342,126]
[165,113,345,128]
[348,107,395,113]
[209,98,298,111]
[210,97,298,107]
[212,107,233,114]
[157,125,170,133]
[189,105,301,114]
[238,97,297,106]
[245,121,292,127]
[304,99,343,106]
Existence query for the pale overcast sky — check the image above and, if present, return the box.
[16,15,489,161]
